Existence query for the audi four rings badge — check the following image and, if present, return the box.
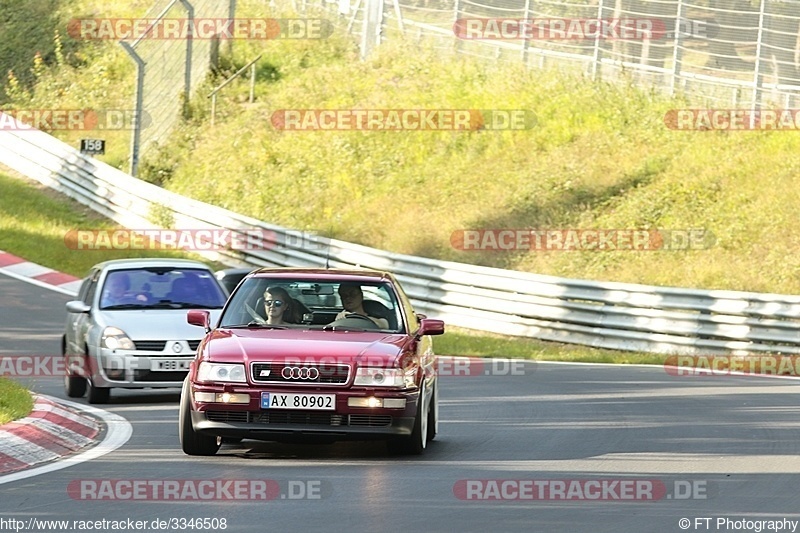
[281,366,320,380]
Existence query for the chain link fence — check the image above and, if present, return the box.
[311,0,800,110]
[122,0,235,176]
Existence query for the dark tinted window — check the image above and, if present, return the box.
[100,267,226,310]
[220,278,403,332]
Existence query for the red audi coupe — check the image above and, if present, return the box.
[179,268,445,456]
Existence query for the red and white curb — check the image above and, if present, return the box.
[0,255,133,482]
[0,250,81,295]
[0,395,99,475]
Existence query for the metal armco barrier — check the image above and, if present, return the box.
[2,113,800,355]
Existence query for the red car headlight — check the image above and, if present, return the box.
[197,362,247,383]
[353,367,414,388]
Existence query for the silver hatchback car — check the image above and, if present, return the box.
[63,258,227,403]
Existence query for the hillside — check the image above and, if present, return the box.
[3,0,800,294]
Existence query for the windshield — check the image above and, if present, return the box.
[219,277,404,333]
[99,267,227,310]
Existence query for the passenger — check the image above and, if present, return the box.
[262,286,297,325]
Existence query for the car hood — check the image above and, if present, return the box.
[97,309,223,340]
[203,329,407,366]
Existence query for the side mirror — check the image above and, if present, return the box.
[187,309,211,332]
[66,300,91,314]
[418,318,445,337]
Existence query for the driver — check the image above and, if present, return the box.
[101,272,143,307]
[336,283,389,329]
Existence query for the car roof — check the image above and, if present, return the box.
[93,258,214,271]
[247,267,394,282]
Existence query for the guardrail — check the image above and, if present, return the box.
[2,113,800,355]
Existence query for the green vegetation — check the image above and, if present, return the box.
[0,378,34,425]
[0,171,218,276]
[5,1,800,295]
[0,168,648,363]
[2,0,797,369]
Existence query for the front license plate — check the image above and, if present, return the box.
[261,392,335,410]
[152,359,191,372]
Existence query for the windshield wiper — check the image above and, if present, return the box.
[224,322,289,329]
[322,325,365,332]
[152,301,223,309]
[101,304,145,310]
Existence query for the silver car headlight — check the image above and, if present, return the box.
[354,367,414,388]
[197,362,247,383]
[101,327,135,351]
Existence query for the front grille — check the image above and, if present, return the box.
[203,411,393,427]
[249,412,345,426]
[348,415,392,427]
[133,340,167,351]
[207,411,248,423]
[251,363,350,385]
[132,340,200,352]
[132,370,187,382]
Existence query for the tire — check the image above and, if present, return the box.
[388,383,428,455]
[427,380,438,443]
[62,338,87,398]
[87,378,110,404]
[64,372,87,398]
[179,380,220,456]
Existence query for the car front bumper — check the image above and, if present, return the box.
[88,346,196,388]
[189,385,420,442]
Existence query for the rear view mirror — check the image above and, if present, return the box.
[300,283,334,295]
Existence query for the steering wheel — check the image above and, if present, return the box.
[343,313,377,326]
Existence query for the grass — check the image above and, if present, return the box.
[0,167,653,364]
[0,170,226,277]
[436,326,665,364]
[6,1,800,294]
[0,378,34,425]
[3,0,794,372]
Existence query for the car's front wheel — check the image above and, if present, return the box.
[427,380,438,443]
[388,383,428,455]
[179,380,220,456]
[64,372,87,398]
[86,378,110,404]
[62,339,87,398]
